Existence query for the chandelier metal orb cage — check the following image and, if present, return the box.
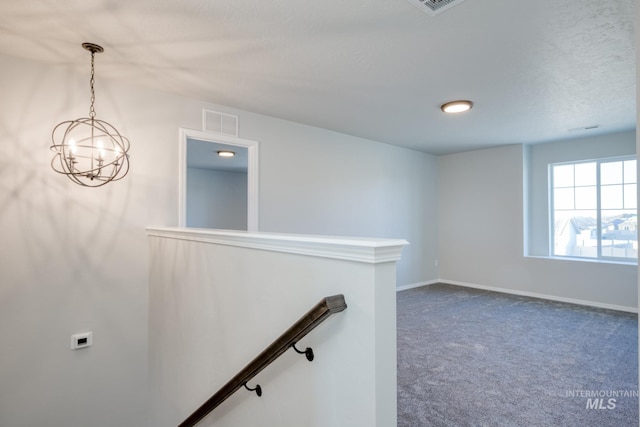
[51,42,130,187]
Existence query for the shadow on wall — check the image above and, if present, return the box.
[0,61,137,293]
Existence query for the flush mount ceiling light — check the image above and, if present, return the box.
[50,42,130,187]
[217,150,236,157]
[441,100,473,113]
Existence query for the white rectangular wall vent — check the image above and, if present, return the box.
[406,0,466,16]
[202,109,239,137]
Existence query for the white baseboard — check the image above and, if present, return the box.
[396,280,439,292]
[439,279,638,314]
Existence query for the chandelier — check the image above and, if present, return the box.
[51,43,130,187]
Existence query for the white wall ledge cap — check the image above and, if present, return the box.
[146,227,408,264]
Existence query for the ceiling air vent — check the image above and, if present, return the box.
[202,109,239,137]
[406,0,467,16]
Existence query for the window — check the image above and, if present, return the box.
[550,156,637,262]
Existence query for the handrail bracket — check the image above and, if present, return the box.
[243,382,262,397]
[292,343,314,361]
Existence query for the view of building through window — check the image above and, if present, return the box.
[551,157,637,261]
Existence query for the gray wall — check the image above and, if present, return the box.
[438,144,637,310]
[238,114,438,287]
[525,130,636,256]
[186,168,248,230]
[0,53,437,427]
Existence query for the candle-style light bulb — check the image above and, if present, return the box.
[66,138,78,172]
[68,138,78,156]
[97,140,105,160]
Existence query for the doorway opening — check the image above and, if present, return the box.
[178,128,259,231]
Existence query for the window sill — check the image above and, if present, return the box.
[525,255,637,266]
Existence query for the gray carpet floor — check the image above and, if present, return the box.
[397,283,639,427]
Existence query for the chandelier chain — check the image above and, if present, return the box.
[89,51,96,119]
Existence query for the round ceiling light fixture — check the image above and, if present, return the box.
[217,150,236,157]
[441,100,473,114]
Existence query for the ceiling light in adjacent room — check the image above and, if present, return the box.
[50,42,130,187]
[217,150,236,157]
[441,100,473,114]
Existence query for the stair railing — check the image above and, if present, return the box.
[178,294,348,427]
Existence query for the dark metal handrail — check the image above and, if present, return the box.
[178,294,348,427]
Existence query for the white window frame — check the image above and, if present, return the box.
[549,155,637,264]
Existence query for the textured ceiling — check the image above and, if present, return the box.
[0,0,635,154]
